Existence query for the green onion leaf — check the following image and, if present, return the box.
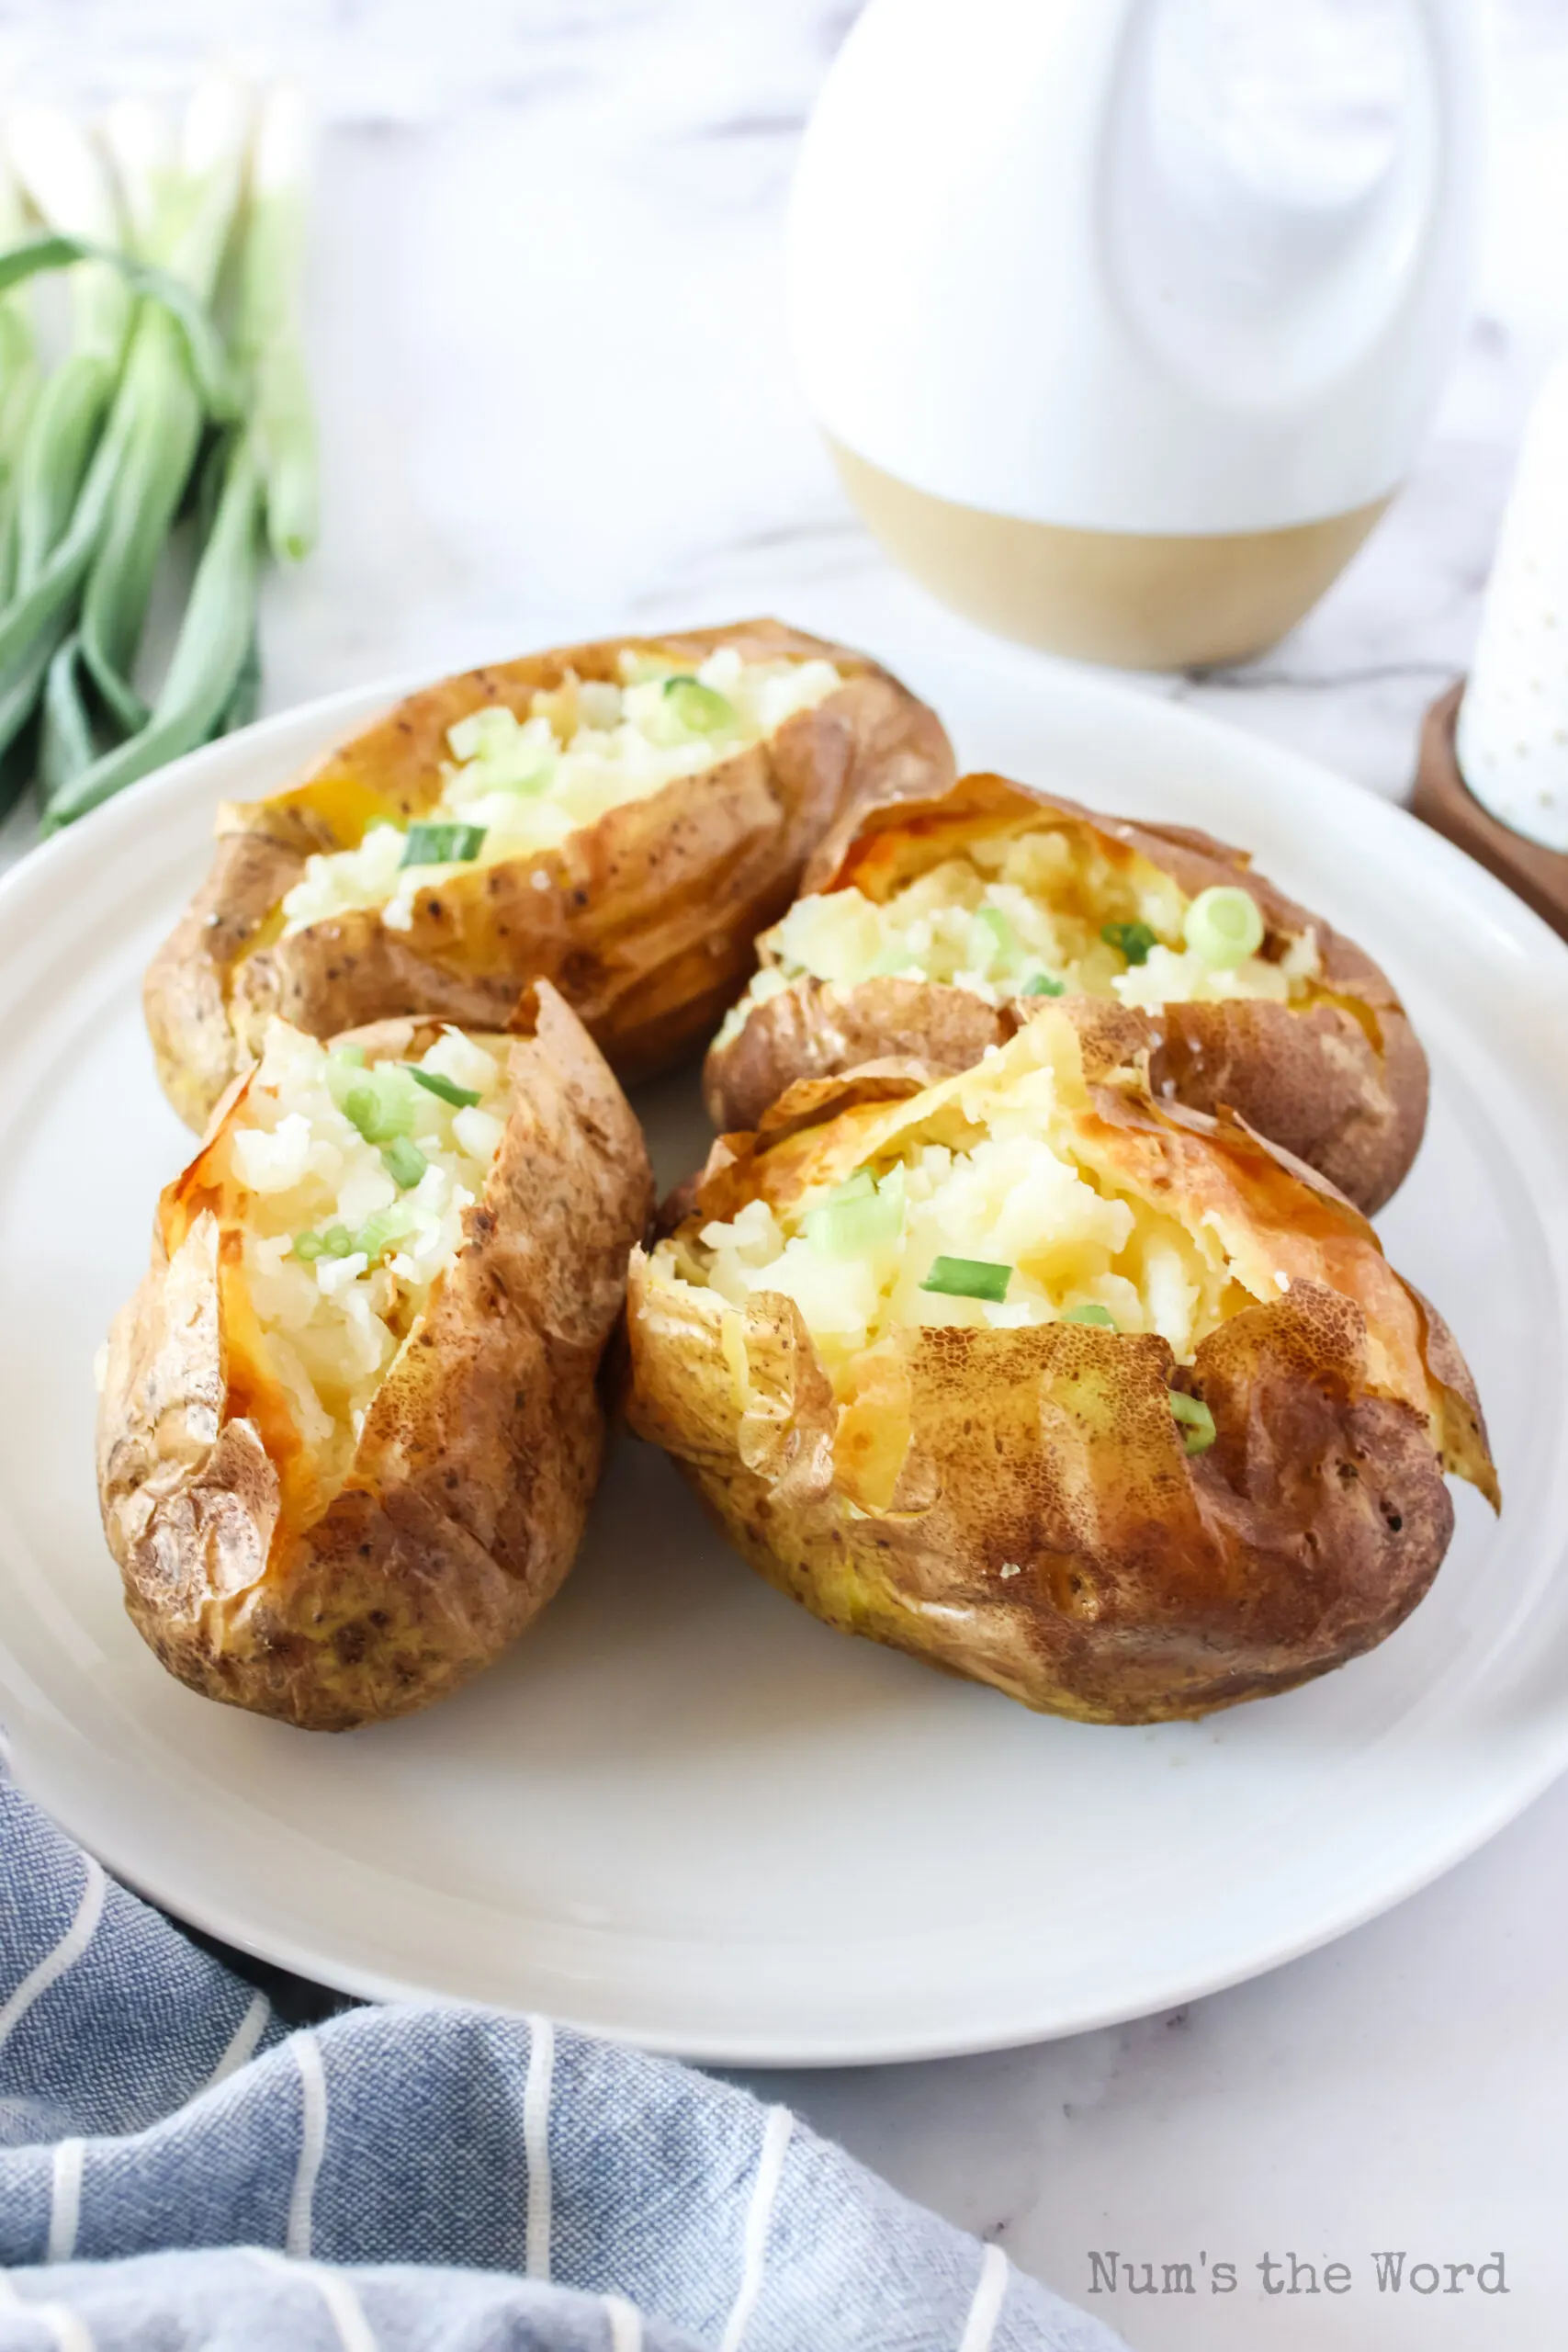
[1169,1391,1216,1455]
[805,1173,903,1258]
[1182,884,1265,970]
[662,675,735,734]
[342,1084,378,1138]
[355,1205,416,1261]
[1065,1301,1116,1327]
[1022,971,1065,997]
[382,1136,428,1190]
[291,1230,326,1262]
[342,1066,418,1143]
[320,1223,355,1258]
[410,1067,482,1110]
[920,1255,1011,1304]
[966,903,1017,972]
[400,820,486,868]
[1101,920,1158,967]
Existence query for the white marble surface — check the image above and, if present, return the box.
[3,3,1568,2345]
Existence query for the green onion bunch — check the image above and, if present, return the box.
[0,76,315,834]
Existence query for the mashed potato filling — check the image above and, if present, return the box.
[226,1021,509,1461]
[716,825,1319,1044]
[669,1019,1269,1378]
[280,647,842,934]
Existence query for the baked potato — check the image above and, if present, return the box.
[97,984,652,1731]
[146,619,954,1131]
[631,1004,1495,1724]
[705,772,1427,1214]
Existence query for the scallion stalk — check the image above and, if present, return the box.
[233,84,316,563]
[40,425,263,829]
[78,79,249,729]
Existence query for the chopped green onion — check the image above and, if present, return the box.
[662,675,735,733]
[831,1170,876,1203]
[42,425,265,826]
[1169,1391,1216,1455]
[342,1066,418,1143]
[1022,972,1065,997]
[966,903,1017,971]
[400,820,486,868]
[920,1255,1011,1304]
[320,1223,355,1258]
[410,1067,481,1110]
[1065,1302,1116,1327]
[355,1205,415,1260]
[291,1229,326,1262]
[333,1042,367,1069]
[806,1186,899,1258]
[231,83,317,564]
[382,1136,428,1190]
[1183,884,1265,970]
[1101,921,1158,967]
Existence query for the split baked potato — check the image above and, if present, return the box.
[146,619,954,1132]
[705,772,1427,1214]
[97,984,652,1731]
[631,1004,1495,1724]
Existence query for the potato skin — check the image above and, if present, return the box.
[98,985,653,1731]
[146,620,954,1131]
[703,772,1427,1215]
[630,1035,1495,1726]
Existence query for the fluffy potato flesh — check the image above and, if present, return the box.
[705,774,1429,1216]
[718,821,1314,1044]
[98,986,652,1730]
[633,1008,1495,1724]
[279,647,844,933]
[143,621,955,1130]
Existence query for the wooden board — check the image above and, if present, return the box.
[1411,682,1568,944]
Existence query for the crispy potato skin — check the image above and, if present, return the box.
[703,772,1427,1215]
[145,621,953,1131]
[630,1029,1495,1725]
[98,986,652,1731]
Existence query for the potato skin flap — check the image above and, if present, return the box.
[97,986,652,1731]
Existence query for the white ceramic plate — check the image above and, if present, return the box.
[2,647,1566,2067]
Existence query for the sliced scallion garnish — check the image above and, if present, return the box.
[804,1167,903,1259]
[410,1067,481,1110]
[1022,972,1065,997]
[967,902,1017,970]
[1065,1302,1116,1327]
[1169,1391,1216,1455]
[662,675,735,733]
[1183,884,1264,970]
[1101,920,1157,967]
[920,1255,1011,1304]
[400,820,486,868]
[382,1136,428,1189]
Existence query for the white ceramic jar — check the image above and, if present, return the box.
[790,0,1483,669]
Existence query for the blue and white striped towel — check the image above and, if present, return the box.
[0,1745,1127,2351]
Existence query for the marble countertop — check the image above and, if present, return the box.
[3,3,1568,2345]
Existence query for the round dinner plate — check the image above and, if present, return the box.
[2,632,1566,2068]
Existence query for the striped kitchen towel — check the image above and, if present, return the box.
[0,1747,1127,2351]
